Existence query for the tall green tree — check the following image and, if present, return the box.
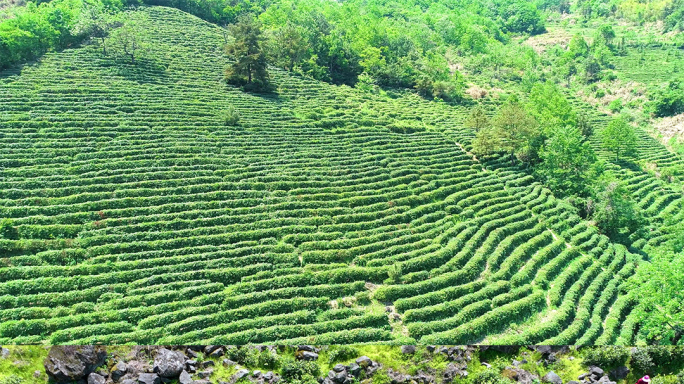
[109,11,148,63]
[472,99,539,161]
[535,125,596,196]
[601,117,637,161]
[225,13,269,89]
[631,253,684,345]
[465,105,490,132]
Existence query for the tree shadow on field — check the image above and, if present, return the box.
[101,56,170,85]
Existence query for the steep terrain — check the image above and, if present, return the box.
[0,6,682,345]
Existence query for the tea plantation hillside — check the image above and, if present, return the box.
[0,6,681,345]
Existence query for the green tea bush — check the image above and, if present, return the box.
[280,359,320,382]
[222,106,241,126]
[328,345,360,364]
[583,346,629,368]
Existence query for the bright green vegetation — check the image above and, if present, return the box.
[0,0,683,345]
[2,345,684,384]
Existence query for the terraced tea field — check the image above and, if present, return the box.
[0,7,682,345]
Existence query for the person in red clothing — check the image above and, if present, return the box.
[636,376,651,384]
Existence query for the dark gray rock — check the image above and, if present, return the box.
[443,363,468,383]
[414,371,434,384]
[355,356,372,368]
[568,381,579,384]
[201,361,215,369]
[298,351,319,361]
[138,373,161,384]
[349,363,361,377]
[578,374,588,381]
[609,367,630,380]
[186,349,198,359]
[253,370,262,378]
[111,362,128,382]
[297,346,319,353]
[333,364,346,373]
[332,371,347,383]
[204,346,221,355]
[88,373,106,384]
[179,371,193,384]
[209,348,225,358]
[426,346,436,353]
[187,346,204,352]
[44,346,107,383]
[1,348,9,359]
[122,380,137,384]
[263,372,274,381]
[542,371,563,384]
[597,376,611,384]
[589,368,604,377]
[154,348,186,378]
[401,345,416,354]
[198,369,213,379]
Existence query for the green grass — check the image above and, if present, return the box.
[0,346,49,383]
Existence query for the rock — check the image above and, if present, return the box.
[44,346,107,383]
[179,371,193,384]
[297,346,319,353]
[198,369,213,379]
[426,346,435,353]
[253,370,262,377]
[443,364,468,383]
[204,346,221,355]
[33,371,42,379]
[88,373,106,384]
[349,363,361,377]
[356,356,372,368]
[401,346,416,354]
[597,376,611,384]
[503,368,538,384]
[512,360,522,367]
[187,346,204,352]
[233,369,250,382]
[138,374,161,384]
[609,367,630,381]
[111,362,128,381]
[264,372,274,381]
[122,380,137,384]
[201,361,215,369]
[333,364,346,373]
[481,362,492,368]
[209,348,225,358]
[543,372,563,384]
[536,346,553,356]
[589,368,604,377]
[414,371,434,384]
[1,348,9,359]
[223,359,236,367]
[297,351,319,361]
[154,348,186,378]
[568,381,579,384]
[186,349,198,359]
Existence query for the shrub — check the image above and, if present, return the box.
[281,359,320,382]
[608,98,623,113]
[583,346,629,368]
[0,219,19,240]
[328,345,360,364]
[222,106,240,126]
[472,369,515,384]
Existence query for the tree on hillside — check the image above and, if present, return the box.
[535,125,596,197]
[631,253,684,345]
[224,14,269,90]
[472,99,539,161]
[568,33,589,58]
[465,105,490,132]
[72,6,120,56]
[268,21,307,72]
[601,117,637,161]
[590,178,643,239]
[109,12,148,64]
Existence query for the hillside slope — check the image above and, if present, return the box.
[0,6,677,345]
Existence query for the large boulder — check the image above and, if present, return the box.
[154,348,186,378]
[543,371,563,384]
[44,346,107,383]
[355,356,372,369]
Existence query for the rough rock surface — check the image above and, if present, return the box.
[138,373,161,384]
[543,371,563,384]
[154,348,186,378]
[88,373,106,384]
[44,346,107,383]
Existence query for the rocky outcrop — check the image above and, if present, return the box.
[43,346,107,383]
[154,348,186,378]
